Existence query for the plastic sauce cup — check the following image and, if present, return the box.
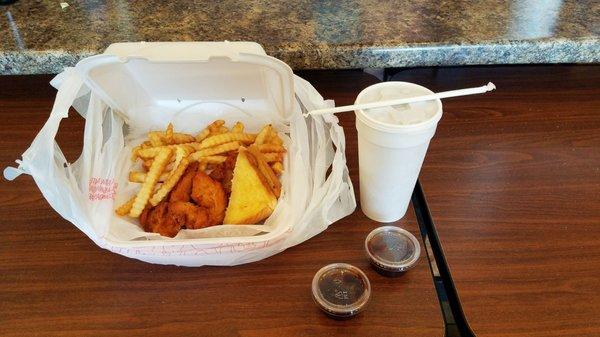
[311,263,371,319]
[365,226,421,276]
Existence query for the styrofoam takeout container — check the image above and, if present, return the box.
[5,41,356,266]
[74,42,297,248]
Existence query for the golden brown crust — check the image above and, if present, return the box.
[143,201,182,238]
[169,162,199,202]
[191,171,227,226]
[168,201,210,230]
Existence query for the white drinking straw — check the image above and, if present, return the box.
[304,82,496,117]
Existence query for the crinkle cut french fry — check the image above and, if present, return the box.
[171,146,189,175]
[142,159,153,171]
[231,121,244,133]
[129,171,145,183]
[129,148,172,217]
[266,127,277,142]
[149,131,163,147]
[179,144,196,154]
[208,120,225,133]
[269,132,284,146]
[131,138,182,161]
[188,141,241,160]
[143,158,174,172]
[187,142,203,151]
[137,143,196,158]
[271,162,284,175]
[115,196,136,216]
[149,158,190,206]
[165,123,174,143]
[138,146,163,159]
[143,159,172,169]
[170,133,195,144]
[254,124,272,145]
[262,152,284,163]
[131,145,142,161]
[195,120,225,142]
[257,143,286,153]
[199,132,256,149]
[129,171,169,183]
[148,129,194,146]
[248,145,281,197]
[195,128,210,142]
[197,155,227,164]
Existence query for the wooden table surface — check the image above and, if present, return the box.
[2,65,598,337]
[378,65,598,337]
[0,74,442,336]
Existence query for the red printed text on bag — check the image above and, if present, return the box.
[89,178,117,201]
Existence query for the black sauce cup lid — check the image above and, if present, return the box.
[311,263,371,318]
[365,226,421,273]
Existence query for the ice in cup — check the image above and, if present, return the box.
[355,82,442,222]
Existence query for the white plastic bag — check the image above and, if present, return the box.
[4,45,355,267]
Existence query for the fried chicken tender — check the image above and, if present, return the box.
[224,151,237,170]
[209,164,226,181]
[169,162,199,202]
[191,170,227,226]
[139,162,222,236]
[140,201,181,238]
[168,201,210,230]
[139,205,151,227]
[209,152,237,195]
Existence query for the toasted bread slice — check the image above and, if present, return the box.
[224,147,277,224]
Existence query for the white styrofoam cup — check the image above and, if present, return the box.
[355,82,442,222]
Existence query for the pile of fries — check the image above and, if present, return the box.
[115,120,285,222]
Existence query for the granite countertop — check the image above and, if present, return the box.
[1,0,598,75]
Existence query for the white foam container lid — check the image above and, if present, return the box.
[75,41,295,133]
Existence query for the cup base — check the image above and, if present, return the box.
[360,207,407,223]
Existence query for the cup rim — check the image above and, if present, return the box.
[355,82,443,132]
